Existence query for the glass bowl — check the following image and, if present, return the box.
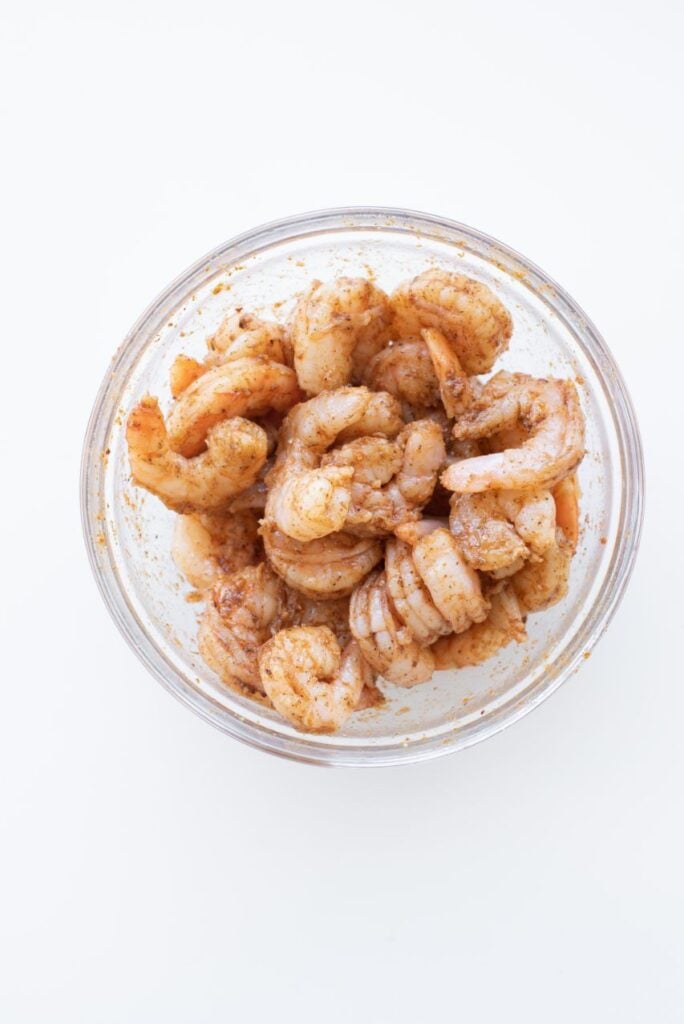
[81,207,644,766]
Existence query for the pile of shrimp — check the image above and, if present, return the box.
[126,269,585,734]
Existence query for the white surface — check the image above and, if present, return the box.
[0,1,682,1021]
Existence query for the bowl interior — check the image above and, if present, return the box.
[83,210,641,765]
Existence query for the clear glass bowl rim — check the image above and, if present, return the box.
[80,206,645,767]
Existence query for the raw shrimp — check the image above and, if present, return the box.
[207,311,289,365]
[511,474,580,611]
[449,492,528,575]
[363,338,440,414]
[283,594,383,710]
[442,372,585,493]
[350,571,435,686]
[385,537,452,644]
[261,524,383,600]
[171,510,261,591]
[167,355,302,458]
[126,397,268,513]
[510,529,574,612]
[266,387,402,542]
[290,277,392,394]
[421,328,472,418]
[432,585,526,669]
[198,563,287,694]
[259,627,371,733]
[552,473,580,551]
[391,268,513,374]
[449,487,555,574]
[169,313,290,398]
[170,354,205,398]
[321,420,446,535]
[412,528,489,634]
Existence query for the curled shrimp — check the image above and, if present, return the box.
[126,397,268,513]
[385,537,452,644]
[411,527,489,634]
[259,627,372,733]
[391,268,513,374]
[442,371,585,493]
[207,311,290,364]
[363,338,441,415]
[432,585,526,669]
[266,386,403,542]
[421,327,472,418]
[510,475,580,611]
[350,571,435,687]
[169,312,290,399]
[449,487,555,576]
[321,420,446,535]
[171,510,261,591]
[198,563,286,695]
[281,593,384,710]
[261,524,383,600]
[290,277,392,394]
[166,355,302,458]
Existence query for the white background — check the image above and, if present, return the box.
[1,2,682,1021]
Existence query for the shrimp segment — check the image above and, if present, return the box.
[167,355,302,458]
[259,627,371,733]
[421,327,472,418]
[363,338,440,414]
[433,586,526,669]
[208,311,289,365]
[412,528,489,634]
[126,397,268,513]
[449,492,529,574]
[266,387,403,542]
[442,372,585,492]
[509,475,580,612]
[291,277,392,394]
[172,510,261,591]
[350,571,435,686]
[261,524,383,600]
[391,269,513,374]
[198,563,286,693]
[321,420,446,535]
[385,538,451,644]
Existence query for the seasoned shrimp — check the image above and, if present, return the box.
[261,524,383,600]
[350,571,435,686]
[171,510,261,591]
[170,354,205,398]
[321,420,446,535]
[412,528,489,634]
[449,492,529,575]
[391,268,513,374]
[282,593,384,710]
[432,586,526,669]
[290,277,392,394]
[207,311,289,365]
[511,474,580,612]
[126,397,268,513]
[198,563,286,694]
[443,372,585,493]
[363,338,440,415]
[421,328,472,418]
[385,537,451,644]
[169,313,290,398]
[259,627,371,733]
[167,355,302,458]
[552,473,580,551]
[266,387,403,542]
[510,528,573,612]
